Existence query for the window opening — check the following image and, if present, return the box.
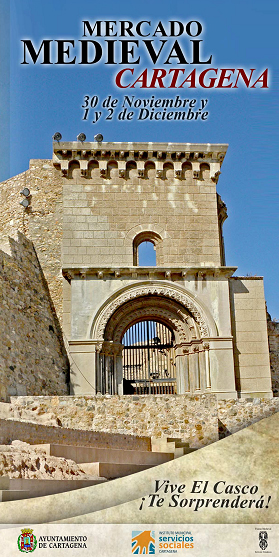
[138,241,156,266]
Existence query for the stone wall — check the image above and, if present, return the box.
[0,160,64,321]
[229,277,272,397]
[61,142,224,269]
[0,233,69,400]
[218,397,279,437]
[9,394,218,448]
[267,319,279,396]
[0,418,150,451]
[8,394,279,447]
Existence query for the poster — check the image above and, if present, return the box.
[0,0,278,555]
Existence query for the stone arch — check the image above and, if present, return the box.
[182,161,192,180]
[90,281,217,341]
[144,160,156,179]
[104,297,198,345]
[126,160,137,179]
[88,160,99,179]
[91,282,217,395]
[163,161,174,180]
[200,163,210,180]
[107,159,118,179]
[126,224,171,242]
[67,160,80,180]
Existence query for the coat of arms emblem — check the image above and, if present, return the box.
[17,529,37,553]
[259,531,268,551]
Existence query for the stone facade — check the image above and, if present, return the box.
[229,277,272,396]
[0,233,69,401]
[57,140,272,400]
[58,142,225,269]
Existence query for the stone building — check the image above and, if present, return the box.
[55,140,272,399]
[0,140,274,403]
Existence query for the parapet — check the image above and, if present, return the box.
[53,141,228,180]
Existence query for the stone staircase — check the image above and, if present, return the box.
[0,436,197,500]
[152,436,197,458]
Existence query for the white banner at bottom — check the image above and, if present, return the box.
[0,523,276,556]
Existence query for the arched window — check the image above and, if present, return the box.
[133,231,162,266]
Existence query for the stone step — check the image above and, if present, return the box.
[174,441,191,449]
[81,462,154,479]
[9,478,107,499]
[151,437,176,453]
[167,437,190,448]
[0,476,10,490]
[174,447,197,458]
[0,490,30,502]
[0,418,151,452]
[34,443,173,466]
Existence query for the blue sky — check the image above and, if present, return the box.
[2,0,279,316]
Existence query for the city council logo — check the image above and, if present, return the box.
[17,529,37,553]
[132,530,155,554]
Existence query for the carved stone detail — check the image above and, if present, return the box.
[104,300,192,344]
[54,142,228,178]
[212,170,221,183]
[93,284,210,340]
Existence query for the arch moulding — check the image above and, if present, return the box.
[90,281,217,341]
[126,224,171,242]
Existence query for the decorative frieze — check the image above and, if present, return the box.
[53,141,227,179]
[62,266,237,282]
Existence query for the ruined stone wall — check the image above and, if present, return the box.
[9,394,219,448]
[0,233,69,400]
[0,418,150,451]
[0,160,64,321]
[267,319,279,396]
[8,395,279,446]
[218,397,279,437]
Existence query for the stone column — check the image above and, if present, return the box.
[175,345,190,394]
